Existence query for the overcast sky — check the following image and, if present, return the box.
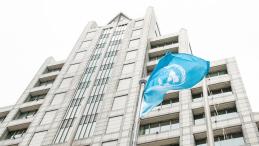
[0,0,259,111]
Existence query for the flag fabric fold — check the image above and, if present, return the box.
[140,53,210,118]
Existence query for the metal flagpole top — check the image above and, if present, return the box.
[139,79,146,85]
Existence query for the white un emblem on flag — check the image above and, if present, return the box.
[157,64,186,88]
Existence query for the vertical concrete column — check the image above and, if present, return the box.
[178,28,191,54]
[179,90,195,146]
[227,58,259,145]
[178,28,195,146]
[130,6,158,146]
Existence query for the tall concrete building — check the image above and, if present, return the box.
[1,7,259,146]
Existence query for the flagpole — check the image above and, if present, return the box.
[202,78,214,146]
[132,79,146,146]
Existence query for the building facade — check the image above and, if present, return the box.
[1,7,259,146]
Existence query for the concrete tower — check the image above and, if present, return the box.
[0,7,259,146]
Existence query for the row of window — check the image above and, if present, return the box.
[75,114,97,139]
[78,81,90,89]
[140,102,238,136]
[89,53,101,61]
[53,21,139,142]
[87,94,103,104]
[2,128,244,146]
[109,40,121,46]
[138,126,245,146]
[16,110,37,120]
[94,77,109,86]
[85,66,96,74]
[149,83,232,112]
[96,42,106,49]
[192,86,232,102]
[27,94,46,102]
[105,50,118,58]
[196,132,244,146]
[54,27,113,143]
[153,96,179,110]
[2,109,57,141]
[0,59,66,141]
[139,118,180,135]
[57,25,122,141]
[194,104,238,125]
[100,63,113,70]
[77,24,127,139]
[99,33,110,39]
[6,128,27,140]
[75,24,128,140]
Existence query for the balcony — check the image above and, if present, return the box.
[15,110,38,120]
[43,61,63,74]
[137,137,179,146]
[207,64,228,78]
[153,92,179,111]
[210,102,238,122]
[191,81,233,102]
[149,43,179,59]
[139,113,180,137]
[194,126,245,146]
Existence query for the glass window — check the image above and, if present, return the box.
[125,50,137,61]
[16,110,37,120]
[214,132,244,146]
[135,20,143,27]
[211,106,238,121]
[128,39,140,48]
[67,64,79,74]
[149,123,159,134]
[131,29,142,38]
[207,64,228,78]
[59,77,73,88]
[139,118,179,135]
[27,94,46,102]
[117,78,131,91]
[192,89,203,102]
[102,140,118,146]
[40,110,57,125]
[121,63,134,74]
[74,51,86,61]
[51,93,65,105]
[209,87,232,95]
[194,113,205,125]
[112,95,127,110]
[144,125,150,135]
[106,116,123,133]
[29,131,47,146]
[195,138,207,146]
[160,121,171,132]
[6,128,27,139]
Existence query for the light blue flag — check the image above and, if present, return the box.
[140,53,210,117]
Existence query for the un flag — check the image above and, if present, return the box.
[140,53,210,117]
